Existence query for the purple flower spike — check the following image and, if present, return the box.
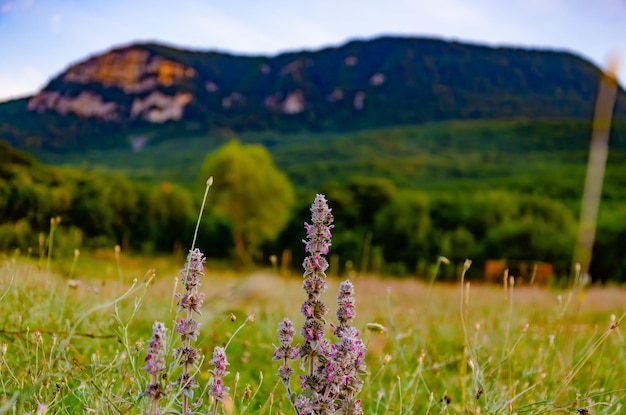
[302,194,334,278]
[274,194,367,414]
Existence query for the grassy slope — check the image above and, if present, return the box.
[32,118,626,211]
[1,252,625,414]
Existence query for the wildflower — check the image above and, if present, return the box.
[302,275,328,297]
[274,194,368,414]
[208,346,231,414]
[176,372,198,398]
[277,318,296,345]
[208,346,230,378]
[335,280,356,336]
[175,318,200,342]
[301,299,329,320]
[142,322,168,414]
[298,195,334,370]
[302,194,334,278]
[338,398,363,415]
[180,248,205,291]
[277,365,295,382]
[172,345,201,368]
[301,318,325,342]
[144,322,167,375]
[273,318,299,395]
[174,249,207,412]
[208,378,230,402]
[175,292,205,315]
[294,395,313,415]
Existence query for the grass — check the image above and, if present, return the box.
[1,248,625,414]
[1,173,625,414]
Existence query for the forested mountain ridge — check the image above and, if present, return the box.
[1,36,625,151]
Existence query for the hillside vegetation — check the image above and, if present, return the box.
[32,118,626,206]
[3,117,626,282]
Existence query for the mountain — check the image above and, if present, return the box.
[1,36,625,152]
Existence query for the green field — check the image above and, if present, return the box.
[1,244,625,414]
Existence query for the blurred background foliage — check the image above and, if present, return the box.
[2,119,626,283]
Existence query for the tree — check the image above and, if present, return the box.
[591,205,626,283]
[373,190,431,275]
[199,140,294,266]
[145,182,195,252]
[323,176,396,227]
[481,215,574,275]
[103,173,139,248]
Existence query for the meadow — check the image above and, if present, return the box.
[1,231,624,414]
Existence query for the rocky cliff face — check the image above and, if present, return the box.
[28,47,197,122]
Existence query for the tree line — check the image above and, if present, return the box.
[1,139,625,283]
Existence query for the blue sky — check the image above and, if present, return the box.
[1,0,625,102]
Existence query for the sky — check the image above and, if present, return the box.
[1,0,625,103]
